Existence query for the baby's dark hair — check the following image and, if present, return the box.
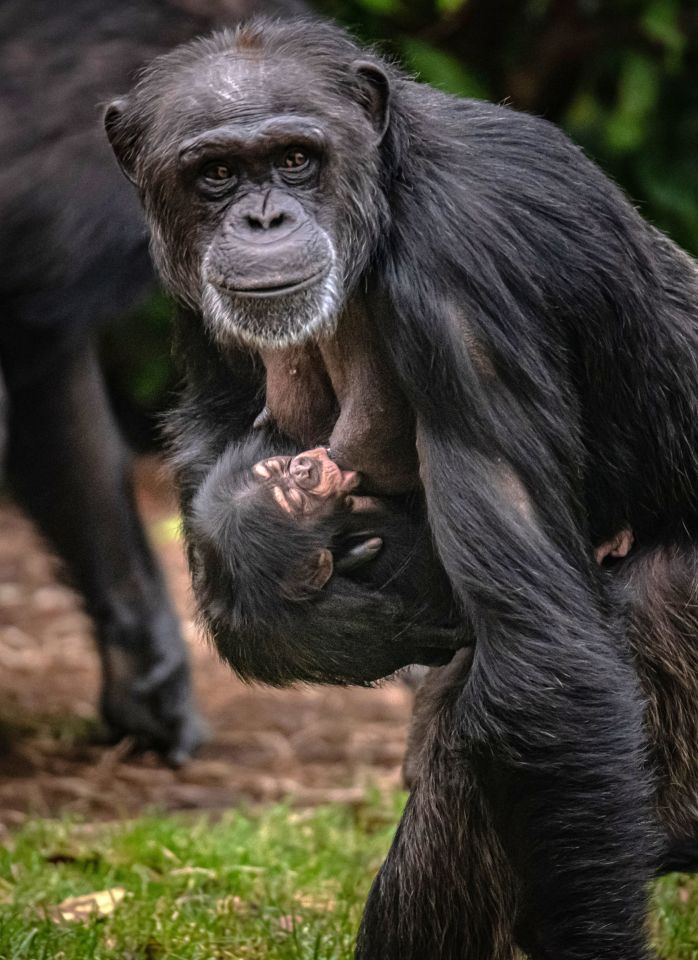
[190,441,346,612]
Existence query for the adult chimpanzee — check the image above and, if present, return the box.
[0,0,305,763]
[105,17,698,960]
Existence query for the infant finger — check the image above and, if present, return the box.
[345,495,382,513]
[253,405,273,430]
[335,537,383,572]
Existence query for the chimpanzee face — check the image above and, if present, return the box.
[105,24,391,351]
[251,447,359,517]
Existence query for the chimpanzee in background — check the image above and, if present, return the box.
[0,0,306,764]
[105,16,698,960]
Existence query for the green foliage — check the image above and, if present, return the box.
[605,53,659,152]
[641,0,686,63]
[401,38,488,97]
[436,0,468,14]
[353,0,401,16]
[100,293,176,413]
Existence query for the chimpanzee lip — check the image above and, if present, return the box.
[211,267,329,299]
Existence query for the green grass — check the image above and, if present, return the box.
[0,795,400,960]
[0,793,697,959]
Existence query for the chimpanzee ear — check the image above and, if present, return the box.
[104,98,140,185]
[352,60,391,142]
[305,549,334,591]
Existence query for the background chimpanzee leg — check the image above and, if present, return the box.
[1,334,204,765]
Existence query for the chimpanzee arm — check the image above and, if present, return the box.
[359,289,655,959]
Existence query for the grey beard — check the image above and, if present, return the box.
[199,262,343,350]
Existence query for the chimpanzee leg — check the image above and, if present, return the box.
[619,543,698,875]
[358,649,519,960]
[2,334,204,765]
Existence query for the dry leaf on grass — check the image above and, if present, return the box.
[49,886,126,924]
[170,866,217,879]
[294,891,337,912]
[216,894,257,916]
[278,913,303,932]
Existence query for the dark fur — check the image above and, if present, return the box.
[0,0,304,762]
[193,436,457,613]
[106,18,698,958]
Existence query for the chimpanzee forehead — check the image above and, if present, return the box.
[157,53,346,139]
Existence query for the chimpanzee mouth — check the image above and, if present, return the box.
[201,254,342,350]
[212,267,330,299]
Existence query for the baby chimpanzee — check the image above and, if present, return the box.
[245,444,632,599]
[234,445,457,619]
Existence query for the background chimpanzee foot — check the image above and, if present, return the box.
[0,334,205,765]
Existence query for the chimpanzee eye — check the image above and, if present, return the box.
[286,488,305,509]
[280,148,309,171]
[201,161,234,183]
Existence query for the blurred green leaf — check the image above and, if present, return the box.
[641,0,686,57]
[605,53,659,153]
[402,38,489,98]
[436,0,468,14]
[565,91,604,134]
[356,0,402,14]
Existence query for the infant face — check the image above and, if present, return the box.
[252,447,360,516]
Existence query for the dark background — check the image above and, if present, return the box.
[103,0,698,442]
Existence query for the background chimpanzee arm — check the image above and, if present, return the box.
[169,312,464,687]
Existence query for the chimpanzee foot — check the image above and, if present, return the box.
[100,644,207,767]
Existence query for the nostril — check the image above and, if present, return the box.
[244,211,286,231]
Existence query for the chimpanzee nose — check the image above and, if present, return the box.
[245,209,287,231]
[292,457,312,480]
[237,190,300,239]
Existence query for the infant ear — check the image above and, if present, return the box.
[305,548,335,590]
[281,549,334,601]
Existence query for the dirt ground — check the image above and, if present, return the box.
[0,458,414,829]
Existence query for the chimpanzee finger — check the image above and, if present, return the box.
[345,495,383,514]
[335,537,383,572]
[253,406,273,430]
